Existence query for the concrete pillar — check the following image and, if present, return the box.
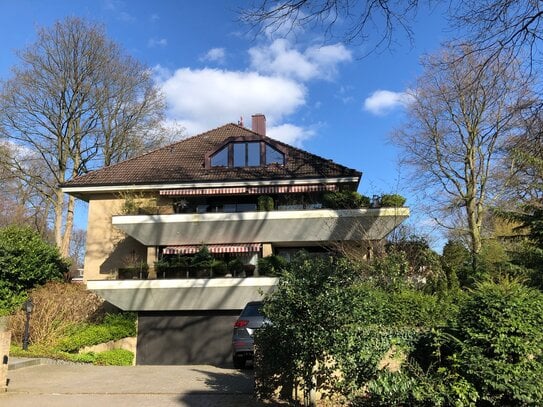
[0,316,10,392]
[262,243,273,257]
[147,246,158,279]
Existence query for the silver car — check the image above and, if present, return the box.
[231,301,264,368]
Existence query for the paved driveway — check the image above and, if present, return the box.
[2,363,279,406]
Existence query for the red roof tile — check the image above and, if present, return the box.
[62,123,361,188]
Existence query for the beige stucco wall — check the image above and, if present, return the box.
[84,194,147,281]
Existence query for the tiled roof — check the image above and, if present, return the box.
[62,123,361,188]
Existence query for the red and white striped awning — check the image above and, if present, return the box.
[160,184,336,196]
[162,243,262,255]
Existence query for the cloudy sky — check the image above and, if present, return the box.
[0,0,450,243]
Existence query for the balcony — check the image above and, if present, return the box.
[112,207,409,246]
[87,277,279,311]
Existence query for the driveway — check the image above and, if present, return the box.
[2,363,280,406]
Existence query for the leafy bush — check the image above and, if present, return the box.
[93,349,134,365]
[361,366,478,407]
[322,191,371,209]
[380,194,406,207]
[8,282,104,346]
[255,254,358,401]
[56,312,136,352]
[454,279,543,405]
[257,254,287,276]
[191,245,214,268]
[227,258,244,276]
[0,226,67,313]
[11,345,134,366]
[255,253,453,404]
[257,195,274,211]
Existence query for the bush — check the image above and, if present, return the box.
[8,282,104,347]
[255,253,455,404]
[255,254,358,401]
[56,312,136,352]
[0,226,67,313]
[322,191,371,209]
[257,195,274,211]
[257,254,287,276]
[380,194,406,207]
[454,279,543,405]
[93,349,134,366]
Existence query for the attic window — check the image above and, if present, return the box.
[209,140,285,168]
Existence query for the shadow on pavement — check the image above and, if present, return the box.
[177,366,287,406]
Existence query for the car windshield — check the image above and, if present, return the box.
[240,302,263,317]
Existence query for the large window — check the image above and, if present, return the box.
[210,147,228,167]
[266,144,284,165]
[210,140,285,168]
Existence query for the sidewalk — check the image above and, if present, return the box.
[2,361,279,406]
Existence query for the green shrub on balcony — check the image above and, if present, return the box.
[322,191,371,209]
[228,258,245,276]
[211,259,228,276]
[258,195,275,211]
[258,255,288,276]
[380,193,406,207]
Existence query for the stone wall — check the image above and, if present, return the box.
[0,316,10,392]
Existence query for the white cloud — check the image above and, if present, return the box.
[156,67,307,142]
[103,0,135,22]
[249,39,352,81]
[150,14,159,23]
[200,48,226,64]
[148,38,167,48]
[363,90,413,115]
[267,124,315,147]
[152,38,352,147]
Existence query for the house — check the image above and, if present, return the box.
[61,114,409,365]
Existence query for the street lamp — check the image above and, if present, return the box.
[22,298,33,351]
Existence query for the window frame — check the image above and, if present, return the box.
[205,135,287,169]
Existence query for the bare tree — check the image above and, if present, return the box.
[240,0,422,51]
[0,142,51,233]
[0,18,166,256]
[452,0,543,70]
[93,52,166,167]
[393,45,532,265]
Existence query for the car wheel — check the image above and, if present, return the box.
[233,355,246,369]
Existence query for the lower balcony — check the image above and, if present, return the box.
[86,277,279,311]
[112,207,409,246]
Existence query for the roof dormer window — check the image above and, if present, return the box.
[208,138,285,168]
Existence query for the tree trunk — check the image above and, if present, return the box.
[54,188,64,249]
[60,194,75,257]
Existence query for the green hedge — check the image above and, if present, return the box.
[56,313,136,352]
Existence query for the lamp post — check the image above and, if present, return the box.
[22,299,33,351]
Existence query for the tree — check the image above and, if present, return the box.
[393,45,531,268]
[241,0,421,51]
[0,225,67,313]
[0,142,51,233]
[0,17,166,256]
[452,0,543,70]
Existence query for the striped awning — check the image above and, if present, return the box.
[163,243,262,255]
[160,184,337,196]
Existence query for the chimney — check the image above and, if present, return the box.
[251,114,266,136]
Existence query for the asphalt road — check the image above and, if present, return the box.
[2,363,280,407]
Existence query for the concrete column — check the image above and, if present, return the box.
[0,316,10,392]
[262,243,273,257]
[147,246,158,279]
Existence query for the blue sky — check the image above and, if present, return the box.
[0,0,452,246]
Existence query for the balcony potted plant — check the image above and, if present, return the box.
[118,253,149,280]
[190,246,214,278]
[257,195,274,211]
[227,258,244,277]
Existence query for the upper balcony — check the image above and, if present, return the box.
[112,206,409,246]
